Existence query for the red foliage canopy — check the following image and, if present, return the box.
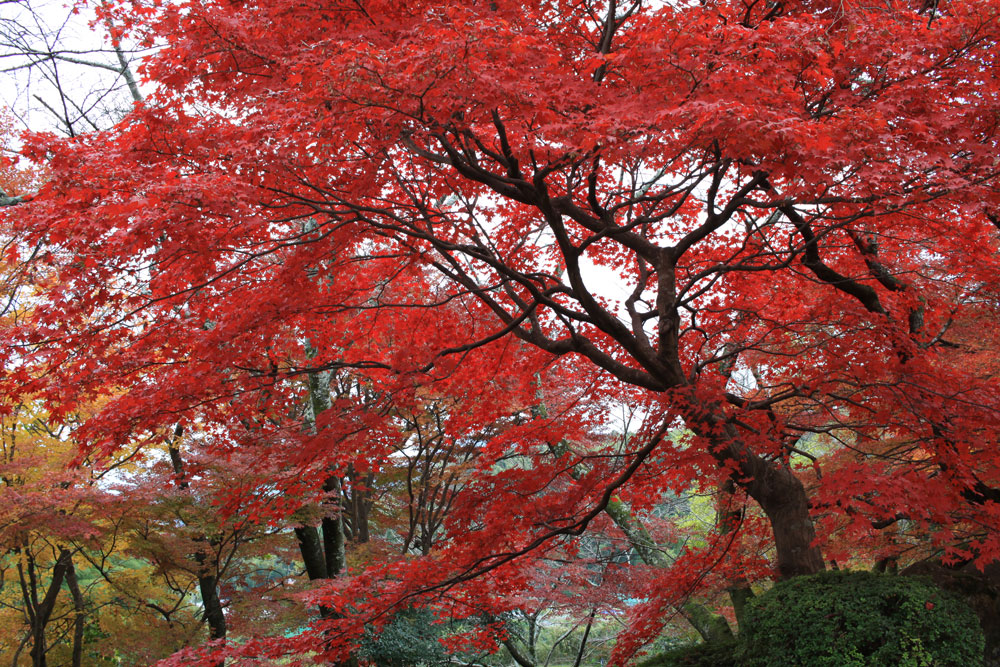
[5,0,1000,661]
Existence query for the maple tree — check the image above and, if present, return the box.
[0,108,299,663]
[3,0,1000,662]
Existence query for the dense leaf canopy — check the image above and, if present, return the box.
[2,0,1000,663]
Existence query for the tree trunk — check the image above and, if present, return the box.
[23,548,73,667]
[168,434,227,641]
[571,609,597,667]
[194,551,227,640]
[345,468,373,544]
[717,479,755,631]
[322,475,346,579]
[64,557,85,667]
[728,584,754,632]
[604,497,734,642]
[295,526,328,580]
[740,452,824,578]
[697,414,824,580]
[502,635,536,667]
[298,358,357,667]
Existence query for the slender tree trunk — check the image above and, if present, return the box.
[297,359,357,667]
[571,610,597,667]
[322,475,347,579]
[12,631,31,667]
[345,468,373,544]
[22,548,73,667]
[293,474,347,622]
[728,584,754,631]
[604,497,734,641]
[194,552,227,640]
[502,635,536,667]
[296,362,350,596]
[64,557,85,667]
[717,479,755,631]
[168,432,227,641]
[527,612,538,664]
[360,471,374,543]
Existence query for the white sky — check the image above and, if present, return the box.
[1,0,147,136]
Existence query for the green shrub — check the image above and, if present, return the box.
[358,607,449,667]
[636,637,738,667]
[737,570,984,666]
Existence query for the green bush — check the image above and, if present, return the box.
[358,607,449,667]
[737,570,984,667]
[636,637,738,667]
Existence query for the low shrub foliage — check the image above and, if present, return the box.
[737,570,983,666]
